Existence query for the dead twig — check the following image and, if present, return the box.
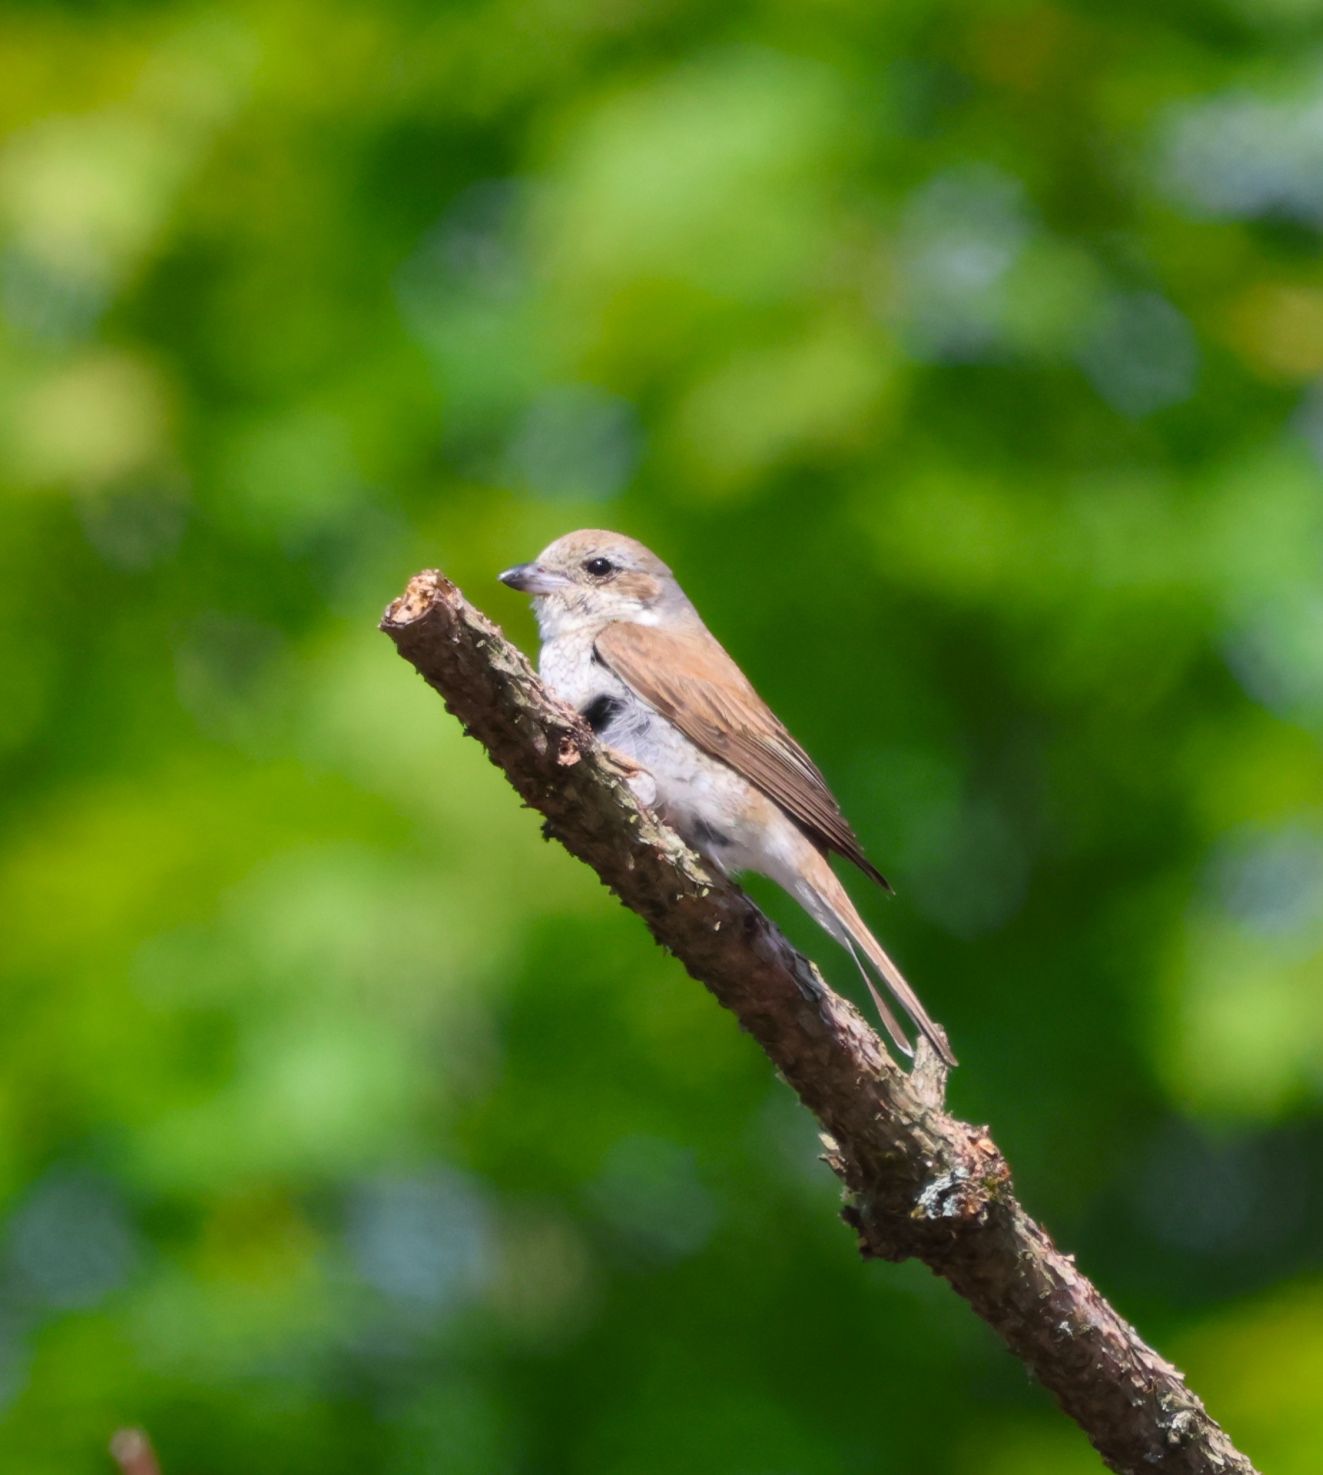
[380,569,1259,1475]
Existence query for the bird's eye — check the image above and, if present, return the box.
[583,557,615,578]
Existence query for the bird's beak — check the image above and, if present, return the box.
[498,562,570,596]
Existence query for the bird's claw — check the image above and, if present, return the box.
[910,1035,951,1108]
[601,748,657,808]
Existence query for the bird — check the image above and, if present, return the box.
[499,529,957,1067]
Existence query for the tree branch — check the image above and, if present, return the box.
[110,1429,161,1475]
[380,569,1258,1475]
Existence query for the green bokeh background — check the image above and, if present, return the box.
[3,2,1322,1471]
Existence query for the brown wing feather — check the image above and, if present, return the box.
[596,621,890,890]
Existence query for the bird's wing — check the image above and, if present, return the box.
[595,620,890,890]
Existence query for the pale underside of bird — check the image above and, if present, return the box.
[499,529,957,1068]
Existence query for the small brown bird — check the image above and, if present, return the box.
[500,530,956,1067]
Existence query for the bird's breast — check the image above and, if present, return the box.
[538,631,790,881]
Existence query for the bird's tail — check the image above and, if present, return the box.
[795,851,958,1068]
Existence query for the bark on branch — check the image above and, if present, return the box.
[380,569,1258,1475]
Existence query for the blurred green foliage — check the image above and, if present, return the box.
[2,1,1322,1471]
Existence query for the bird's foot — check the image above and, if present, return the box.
[911,1035,951,1109]
[601,747,657,809]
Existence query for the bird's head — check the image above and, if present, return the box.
[500,530,689,637]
